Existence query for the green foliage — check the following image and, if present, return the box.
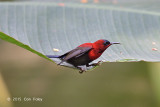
[0,2,159,64]
[0,32,54,62]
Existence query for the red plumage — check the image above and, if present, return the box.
[78,40,111,60]
[46,39,120,73]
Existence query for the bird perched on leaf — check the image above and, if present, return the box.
[46,39,120,73]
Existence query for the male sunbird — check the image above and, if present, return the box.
[46,39,120,73]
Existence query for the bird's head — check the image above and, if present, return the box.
[103,39,120,46]
[87,39,120,61]
[94,39,120,50]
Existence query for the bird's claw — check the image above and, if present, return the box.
[77,67,86,74]
[90,60,103,66]
[97,60,103,65]
[79,70,85,74]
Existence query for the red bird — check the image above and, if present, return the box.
[46,39,120,73]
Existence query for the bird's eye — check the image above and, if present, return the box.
[103,41,110,45]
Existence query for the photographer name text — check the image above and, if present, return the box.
[7,97,43,102]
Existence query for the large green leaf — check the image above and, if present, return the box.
[0,2,159,69]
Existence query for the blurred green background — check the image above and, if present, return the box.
[0,40,159,107]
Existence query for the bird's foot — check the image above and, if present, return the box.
[79,70,85,74]
[89,61,103,67]
[76,67,86,74]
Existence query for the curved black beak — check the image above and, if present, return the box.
[111,42,120,45]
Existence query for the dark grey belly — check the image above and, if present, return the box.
[67,53,92,67]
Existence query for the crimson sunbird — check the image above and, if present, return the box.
[46,39,120,73]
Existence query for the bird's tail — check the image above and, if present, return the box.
[46,55,64,65]
[46,55,61,58]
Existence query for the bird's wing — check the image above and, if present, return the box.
[62,46,92,61]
